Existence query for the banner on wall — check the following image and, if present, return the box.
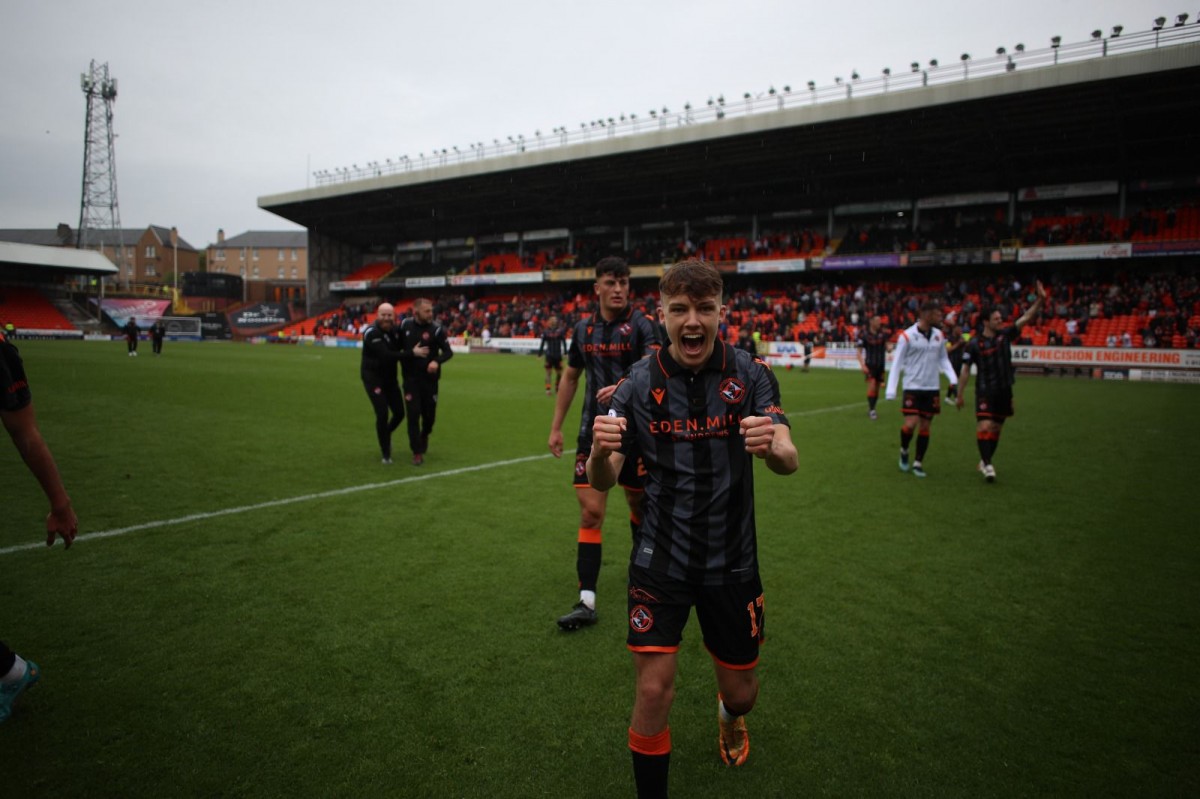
[93,298,172,328]
[229,303,291,328]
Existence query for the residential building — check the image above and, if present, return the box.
[0,224,199,286]
[207,229,307,303]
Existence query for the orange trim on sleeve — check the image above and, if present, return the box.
[629,726,672,755]
[577,527,603,545]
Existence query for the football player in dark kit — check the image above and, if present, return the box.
[150,319,167,356]
[588,259,797,797]
[123,318,139,357]
[537,315,567,395]
[360,302,407,464]
[399,297,454,466]
[956,281,1045,482]
[548,257,659,631]
[856,314,890,419]
[1,327,78,723]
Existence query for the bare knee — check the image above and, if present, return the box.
[577,488,607,530]
[637,674,676,713]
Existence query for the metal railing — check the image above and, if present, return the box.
[314,22,1200,187]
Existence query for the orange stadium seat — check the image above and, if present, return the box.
[0,287,76,331]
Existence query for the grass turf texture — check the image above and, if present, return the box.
[2,339,1197,797]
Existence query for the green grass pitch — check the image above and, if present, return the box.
[2,340,1197,797]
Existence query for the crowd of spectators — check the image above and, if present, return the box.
[310,303,372,337]
[310,267,1199,350]
[384,201,1198,283]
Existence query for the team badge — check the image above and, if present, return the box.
[422,331,431,341]
[718,378,746,404]
[650,388,666,405]
[629,605,654,633]
[619,322,632,337]
[980,401,989,411]
[372,387,382,395]
[405,392,413,401]
[575,455,587,477]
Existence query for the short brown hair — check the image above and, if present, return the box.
[659,258,723,302]
[595,256,630,279]
[920,298,942,313]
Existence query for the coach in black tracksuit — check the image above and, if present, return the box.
[361,303,406,464]
[399,298,453,465]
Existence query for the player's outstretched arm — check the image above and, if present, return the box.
[741,416,798,475]
[1015,280,1047,330]
[1,404,77,548]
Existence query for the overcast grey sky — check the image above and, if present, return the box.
[0,0,1172,248]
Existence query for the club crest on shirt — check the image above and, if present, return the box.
[629,605,654,633]
[718,377,746,404]
[650,388,666,405]
[618,322,632,337]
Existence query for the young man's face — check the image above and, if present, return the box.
[414,302,433,324]
[595,273,629,317]
[919,308,943,329]
[985,311,1003,333]
[869,316,882,332]
[659,291,725,370]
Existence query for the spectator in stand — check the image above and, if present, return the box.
[1121,331,1133,348]
[1106,333,1118,348]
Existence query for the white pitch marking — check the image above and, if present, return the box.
[0,401,860,557]
[0,452,553,557]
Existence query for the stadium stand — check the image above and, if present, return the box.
[283,268,1198,352]
[0,286,77,331]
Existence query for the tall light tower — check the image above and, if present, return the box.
[76,60,126,287]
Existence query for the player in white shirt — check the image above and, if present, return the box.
[884,299,958,477]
